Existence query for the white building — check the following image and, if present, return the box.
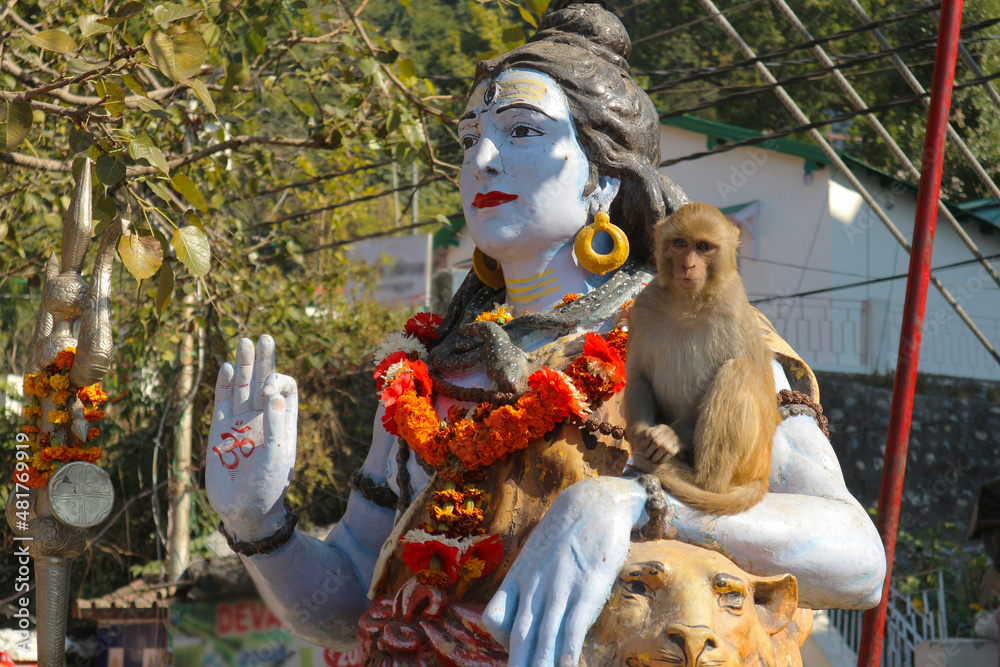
[658,116,1000,382]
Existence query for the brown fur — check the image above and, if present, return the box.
[624,202,779,514]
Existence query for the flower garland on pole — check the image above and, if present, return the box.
[373,306,628,588]
[19,347,108,488]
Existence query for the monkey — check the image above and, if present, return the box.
[623,202,780,515]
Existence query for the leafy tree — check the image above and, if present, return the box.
[0,0,540,597]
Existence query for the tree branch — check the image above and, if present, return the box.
[1,55,180,107]
[0,134,345,174]
[336,0,456,125]
[0,152,72,171]
[1,47,141,103]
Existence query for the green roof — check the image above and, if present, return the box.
[660,115,830,171]
[662,115,1000,234]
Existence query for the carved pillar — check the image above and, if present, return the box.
[6,159,122,667]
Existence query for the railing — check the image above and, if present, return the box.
[825,571,948,667]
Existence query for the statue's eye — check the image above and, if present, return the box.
[462,135,478,150]
[511,124,541,139]
[624,579,651,597]
[672,238,687,249]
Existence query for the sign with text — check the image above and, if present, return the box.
[169,600,362,667]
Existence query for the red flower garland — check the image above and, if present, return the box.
[379,313,629,588]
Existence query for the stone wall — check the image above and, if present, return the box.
[815,371,1000,535]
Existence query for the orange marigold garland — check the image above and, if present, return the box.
[377,313,629,587]
[16,347,107,488]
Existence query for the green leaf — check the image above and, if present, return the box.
[528,0,549,15]
[121,73,148,97]
[386,107,400,133]
[0,102,32,152]
[199,22,221,48]
[24,29,78,54]
[67,58,109,74]
[171,226,211,276]
[518,6,538,27]
[95,154,126,187]
[128,134,170,175]
[143,30,208,82]
[170,173,207,212]
[152,3,201,26]
[375,49,398,65]
[398,59,416,84]
[244,27,266,55]
[502,26,525,46]
[93,197,118,231]
[136,97,166,114]
[102,80,125,117]
[359,58,378,77]
[187,78,215,115]
[118,232,164,281]
[155,261,174,316]
[146,179,173,202]
[79,15,112,38]
[97,1,144,25]
[68,127,94,153]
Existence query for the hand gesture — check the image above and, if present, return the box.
[206,335,298,540]
[482,477,647,666]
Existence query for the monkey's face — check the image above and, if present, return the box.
[654,203,740,294]
[660,235,718,292]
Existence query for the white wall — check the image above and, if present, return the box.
[659,125,1000,381]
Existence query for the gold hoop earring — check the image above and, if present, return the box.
[574,211,629,275]
[473,247,505,290]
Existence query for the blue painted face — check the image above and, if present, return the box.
[458,69,593,265]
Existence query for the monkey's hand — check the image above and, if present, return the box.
[639,424,683,464]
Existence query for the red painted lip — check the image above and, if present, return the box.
[472,191,518,209]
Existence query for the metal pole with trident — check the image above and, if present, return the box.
[6,157,127,667]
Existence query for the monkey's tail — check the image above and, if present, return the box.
[657,475,767,515]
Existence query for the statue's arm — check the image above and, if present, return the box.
[669,410,886,609]
[238,407,398,649]
[207,336,399,648]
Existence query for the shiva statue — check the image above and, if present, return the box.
[206,1,885,665]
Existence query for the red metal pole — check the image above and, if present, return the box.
[857,1,965,665]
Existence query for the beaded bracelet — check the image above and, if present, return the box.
[219,501,298,557]
[630,473,669,541]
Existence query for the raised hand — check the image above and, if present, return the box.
[206,335,298,541]
[482,476,647,667]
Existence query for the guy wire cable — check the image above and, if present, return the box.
[656,69,1000,166]
[646,3,942,93]
[767,0,1000,291]
[848,0,1000,205]
[920,0,1000,112]
[650,17,1000,101]
[751,253,1000,305]
[631,0,765,46]
[696,0,1000,366]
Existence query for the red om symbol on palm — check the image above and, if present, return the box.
[213,420,256,473]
